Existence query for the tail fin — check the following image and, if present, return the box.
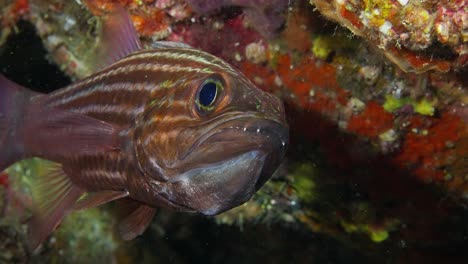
[0,74,38,171]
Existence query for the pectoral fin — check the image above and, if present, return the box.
[24,104,122,159]
[28,160,84,251]
[74,190,129,211]
[118,204,156,240]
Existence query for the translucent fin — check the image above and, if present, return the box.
[28,161,84,251]
[119,204,156,240]
[0,113,9,170]
[0,75,40,171]
[74,190,129,211]
[24,105,122,159]
[95,5,142,71]
[150,41,193,49]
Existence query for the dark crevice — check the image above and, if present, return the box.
[0,20,70,93]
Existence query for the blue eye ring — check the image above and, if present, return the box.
[196,78,223,112]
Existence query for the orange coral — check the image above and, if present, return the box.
[84,0,133,14]
[84,0,171,38]
[131,9,169,38]
[346,101,394,138]
[1,0,29,27]
[393,113,465,182]
[276,54,348,114]
[311,0,467,73]
[240,61,277,93]
[0,172,8,188]
[12,0,28,16]
[281,5,312,52]
[385,47,452,73]
[241,52,349,118]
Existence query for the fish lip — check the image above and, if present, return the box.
[180,112,288,161]
[173,116,288,191]
[211,118,288,144]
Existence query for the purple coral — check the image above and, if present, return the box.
[185,0,289,39]
[185,0,227,13]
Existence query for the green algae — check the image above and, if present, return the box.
[312,36,334,60]
[5,159,118,262]
[369,229,389,243]
[341,221,390,243]
[383,95,436,116]
[5,158,46,197]
[311,32,360,60]
[50,207,118,263]
[290,163,317,203]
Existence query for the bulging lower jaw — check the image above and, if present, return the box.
[157,115,288,215]
[164,150,267,215]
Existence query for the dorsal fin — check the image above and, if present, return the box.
[28,161,84,251]
[94,6,142,70]
[150,41,193,49]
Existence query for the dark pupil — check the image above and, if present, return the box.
[199,82,217,107]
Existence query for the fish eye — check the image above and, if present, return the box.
[196,78,223,112]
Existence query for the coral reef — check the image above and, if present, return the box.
[0,0,467,263]
[310,0,467,73]
[2,159,121,262]
[185,0,289,38]
[0,0,29,46]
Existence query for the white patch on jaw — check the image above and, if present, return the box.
[169,151,266,215]
[168,151,264,184]
[148,156,165,176]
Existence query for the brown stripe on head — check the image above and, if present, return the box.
[47,47,240,112]
[70,104,141,127]
[53,83,151,109]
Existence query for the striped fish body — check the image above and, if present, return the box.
[0,6,288,249]
[42,48,220,195]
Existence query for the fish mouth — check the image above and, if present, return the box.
[178,113,288,188]
[161,114,288,215]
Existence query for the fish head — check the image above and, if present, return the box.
[133,49,288,215]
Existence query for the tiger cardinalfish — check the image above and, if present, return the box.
[0,7,288,250]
